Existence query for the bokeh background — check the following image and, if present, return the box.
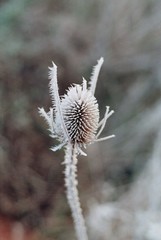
[1,0,161,239]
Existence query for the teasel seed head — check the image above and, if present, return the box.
[59,81,99,144]
[38,57,115,154]
[38,58,115,240]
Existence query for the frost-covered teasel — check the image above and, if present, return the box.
[38,58,115,240]
[39,57,115,155]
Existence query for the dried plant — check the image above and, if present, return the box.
[38,58,114,240]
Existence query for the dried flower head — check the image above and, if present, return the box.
[39,57,115,155]
[57,80,99,144]
[38,58,115,240]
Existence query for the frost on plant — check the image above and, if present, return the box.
[39,57,115,154]
[38,58,114,240]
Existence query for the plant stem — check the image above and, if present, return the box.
[64,144,88,240]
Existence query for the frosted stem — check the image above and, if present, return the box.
[64,144,88,240]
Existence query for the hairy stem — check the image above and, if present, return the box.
[64,144,88,240]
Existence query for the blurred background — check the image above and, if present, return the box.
[1,0,161,239]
